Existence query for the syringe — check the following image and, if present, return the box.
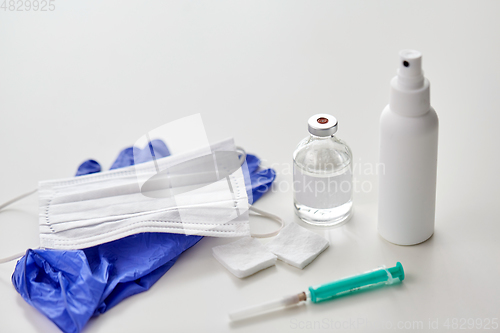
[229,262,405,321]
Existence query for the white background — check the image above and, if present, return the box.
[1,1,499,332]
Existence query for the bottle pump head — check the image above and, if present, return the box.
[397,50,425,89]
[389,49,431,117]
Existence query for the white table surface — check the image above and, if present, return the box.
[1,1,499,332]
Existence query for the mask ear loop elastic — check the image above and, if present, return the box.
[0,188,37,263]
[236,146,247,165]
[0,189,37,211]
[248,206,284,238]
[236,147,284,238]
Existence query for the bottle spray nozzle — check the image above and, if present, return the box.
[389,49,430,116]
[397,49,424,88]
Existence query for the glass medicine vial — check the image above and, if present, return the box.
[293,114,353,226]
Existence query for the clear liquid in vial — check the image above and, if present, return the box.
[293,160,353,226]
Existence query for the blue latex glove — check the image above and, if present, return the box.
[12,142,275,333]
[109,139,170,170]
[246,154,276,203]
[75,159,101,176]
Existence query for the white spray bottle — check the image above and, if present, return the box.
[378,50,439,245]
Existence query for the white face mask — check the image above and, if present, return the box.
[38,138,252,250]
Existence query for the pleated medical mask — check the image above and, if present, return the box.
[38,138,252,250]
